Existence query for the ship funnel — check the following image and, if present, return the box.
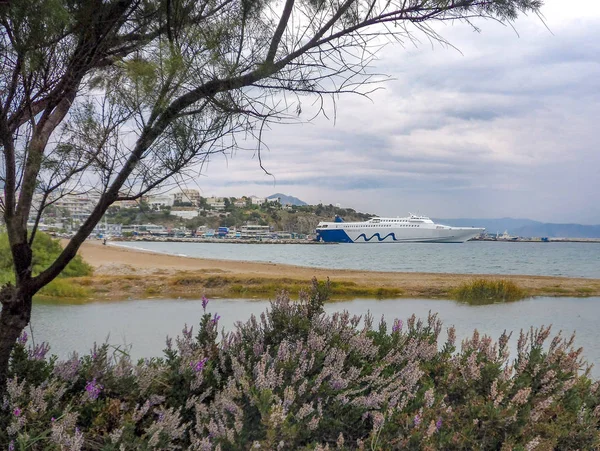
[334,215,344,223]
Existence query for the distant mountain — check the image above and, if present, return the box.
[267,193,307,206]
[434,217,600,238]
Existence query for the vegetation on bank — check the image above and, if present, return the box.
[49,271,600,304]
[0,232,92,298]
[3,279,600,449]
[452,279,527,304]
[64,273,404,302]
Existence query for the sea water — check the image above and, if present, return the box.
[112,241,600,278]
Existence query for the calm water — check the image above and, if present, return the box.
[112,241,600,278]
[30,296,600,376]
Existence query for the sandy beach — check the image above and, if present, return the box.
[62,240,600,300]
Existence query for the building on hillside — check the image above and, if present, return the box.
[173,189,201,206]
[170,209,200,220]
[249,195,266,205]
[205,197,226,210]
[53,194,100,223]
[145,194,174,209]
[113,199,139,209]
[233,199,247,208]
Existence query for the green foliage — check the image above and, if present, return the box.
[0,232,92,285]
[452,278,526,304]
[38,279,91,299]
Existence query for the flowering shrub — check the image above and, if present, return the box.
[2,278,599,450]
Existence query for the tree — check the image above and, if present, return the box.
[0,0,543,389]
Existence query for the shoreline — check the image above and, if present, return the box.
[55,240,600,302]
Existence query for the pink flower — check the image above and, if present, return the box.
[13,407,21,417]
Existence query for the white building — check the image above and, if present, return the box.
[171,209,199,219]
[173,189,201,206]
[146,194,174,209]
[53,194,100,223]
[240,224,271,238]
[249,195,266,205]
[121,223,167,235]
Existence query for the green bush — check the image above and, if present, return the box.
[2,280,599,450]
[452,278,526,304]
[38,279,91,299]
[0,232,92,284]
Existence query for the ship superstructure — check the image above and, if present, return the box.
[315,214,484,243]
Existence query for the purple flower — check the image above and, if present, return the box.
[17,331,27,345]
[29,342,50,361]
[212,313,220,324]
[8,440,15,451]
[191,357,208,372]
[85,378,103,400]
[51,417,56,422]
[413,414,421,427]
[13,407,21,417]
[392,319,403,333]
[202,296,209,310]
[436,418,442,431]
[182,324,193,339]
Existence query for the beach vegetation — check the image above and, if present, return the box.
[0,233,92,300]
[452,278,527,304]
[2,281,599,449]
[37,279,91,299]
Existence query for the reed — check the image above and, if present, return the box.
[38,279,91,299]
[452,278,526,304]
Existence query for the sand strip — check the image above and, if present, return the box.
[64,240,600,300]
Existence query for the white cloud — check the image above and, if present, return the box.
[191,0,600,223]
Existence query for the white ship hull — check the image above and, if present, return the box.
[315,215,484,243]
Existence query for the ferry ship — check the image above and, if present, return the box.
[315,214,484,243]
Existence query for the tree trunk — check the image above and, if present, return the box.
[0,286,32,393]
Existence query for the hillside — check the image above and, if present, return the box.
[435,217,600,238]
[105,202,374,235]
[267,193,307,206]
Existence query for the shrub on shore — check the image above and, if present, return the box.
[0,232,92,299]
[2,279,599,450]
[452,278,526,304]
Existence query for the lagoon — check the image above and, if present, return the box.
[31,296,600,376]
[113,241,600,278]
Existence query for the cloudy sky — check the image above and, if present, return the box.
[192,0,600,224]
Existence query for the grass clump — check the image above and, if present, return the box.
[38,279,91,299]
[452,278,526,304]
